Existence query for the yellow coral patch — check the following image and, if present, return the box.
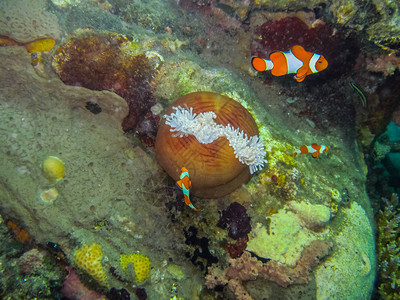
[120,253,151,283]
[74,243,107,284]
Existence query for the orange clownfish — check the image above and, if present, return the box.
[294,143,329,158]
[251,45,328,82]
[177,167,198,211]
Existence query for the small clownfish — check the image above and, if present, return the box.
[294,143,329,158]
[251,45,328,82]
[177,167,198,211]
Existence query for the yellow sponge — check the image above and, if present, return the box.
[73,243,107,284]
[120,253,151,283]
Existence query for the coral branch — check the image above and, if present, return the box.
[206,240,333,298]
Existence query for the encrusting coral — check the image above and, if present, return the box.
[53,30,156,132]
[155,91,266,198]
[206,240,332,299]
[73,243,107,285]
[120,253,151,283]
[376,193,400,299]
[217,202,251,240]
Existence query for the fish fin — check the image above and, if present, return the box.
[291,45,314,63]
[312,152,319,158]
[252,57,267,71]
[176,180,183,188]
[311,143,321,151]
[291,45,307,57]
[184,195,191,206]
[295,75,306,82]
[295,66,308,81]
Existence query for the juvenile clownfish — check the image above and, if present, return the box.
[177,167,198,211]
[251,45,328,82]
[294,143,329,158]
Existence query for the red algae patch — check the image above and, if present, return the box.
[53,30,156,132]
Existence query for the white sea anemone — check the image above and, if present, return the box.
[164,106,267,174]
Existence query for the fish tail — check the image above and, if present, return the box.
[184,195,198,211]
[252,57,274,71]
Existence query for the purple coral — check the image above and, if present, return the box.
[217,202,251,240]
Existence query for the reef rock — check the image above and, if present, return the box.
[0,0,61,43]
[0,46,181,296]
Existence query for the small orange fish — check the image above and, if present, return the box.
[252,45,328,82]
[177,167,198,211]
[294,143,329,158]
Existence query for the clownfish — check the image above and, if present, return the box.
[251,45,328,82]
[294,143,329,158]
[177,167,198,211]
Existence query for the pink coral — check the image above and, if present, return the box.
[206,240,333,299]
[62,267,106,300]
[366,54,400,77]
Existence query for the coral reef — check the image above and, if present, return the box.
[53,30,157,132]
[62,266,106,300]
[184,226,218,272]
[315,202,375,299]
[364,76,400,137]
[73,243,107,285]
[18,248,45,274]
[0,0,383,298]
[217,202,251,240]
[251,17,359,80]
[106,287,132,300]
[224,235,249,259]
[289,201,331,229]
[0,216,65,299]
[6,220,30,243]
[120,252,151,283]
[365,0,400,53]
[366,53,400,77]
[0,0,61,42]
[246,206,329,267]
[206,240,332,298]
[135,287,148,300]
[393,106,400,127]
[155,91,266,198]
[376,194,400,299]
